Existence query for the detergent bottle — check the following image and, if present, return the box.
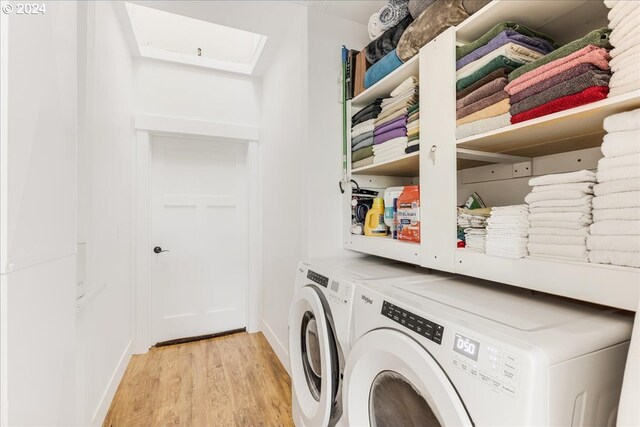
[364,198,388,237]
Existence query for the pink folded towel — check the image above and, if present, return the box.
[505,45,611,95]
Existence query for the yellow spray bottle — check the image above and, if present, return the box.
[364,198,388,237]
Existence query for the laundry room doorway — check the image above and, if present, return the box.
[149,134,248,344]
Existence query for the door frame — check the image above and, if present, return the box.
[133,114,260,353]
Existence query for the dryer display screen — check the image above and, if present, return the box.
[453,333,479,361]
[381,301,444,345]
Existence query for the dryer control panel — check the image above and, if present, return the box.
[450,333,521,399]
[381,301,444,345]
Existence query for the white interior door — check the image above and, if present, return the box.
[151,135,248,344]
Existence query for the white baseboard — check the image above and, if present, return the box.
[91,339,133,426]
[260,319,290,375]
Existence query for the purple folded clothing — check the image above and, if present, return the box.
[509,63,603,104]
[456,30,556,70]
[374,126,407,144]
[374,115,408,135]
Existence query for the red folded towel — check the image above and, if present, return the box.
[510,85,609,124]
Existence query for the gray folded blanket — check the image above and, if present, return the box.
[352,131,374,147]
[365,15,414,64]
[510,69,611,116]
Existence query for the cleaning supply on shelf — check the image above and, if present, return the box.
[397,185,420,242]
[485,204,530,259]
[364,197,389,237]
[384,187,404,239]
[587,108,640,268]
[525,170,596,262]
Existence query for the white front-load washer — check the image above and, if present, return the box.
[288,257,441,427]
[344,275,633,426]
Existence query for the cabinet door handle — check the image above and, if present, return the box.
[430,145,438,165]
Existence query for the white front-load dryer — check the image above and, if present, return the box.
[288,257,433,427]
[344,275,633,427]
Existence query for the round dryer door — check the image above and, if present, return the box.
[344,329,473,427]
[289,286,340,427]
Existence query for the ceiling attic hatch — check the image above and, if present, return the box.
[126,3,267,75]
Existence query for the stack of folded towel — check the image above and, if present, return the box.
[457,207,491,252]
[455,22,557,139]
[604,0,640,97]
[587,109,640,268]
[485,205,530,258]
[506,28,613,124]
[406,103,420,154]
[351,99,383,169]
[372,77,418,163]
[525,170,596,262]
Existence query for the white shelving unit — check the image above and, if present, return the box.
[342,0,640,312]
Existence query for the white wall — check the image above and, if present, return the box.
[75,2,135,425]
[259,6,308,370]
[0,2,78,425]
[259,8,369,370]
[133,57,260,127]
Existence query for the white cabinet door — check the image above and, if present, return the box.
[420,28,457,272]
[151,136,247,343]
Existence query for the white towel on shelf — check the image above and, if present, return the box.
[593,207,640,221]
[390,76,418,97]
[531,182,594,193]
[590,220,640,235]
[609,81,640,98]
[527,243,588,260]
[530,205,592,214]
[598,153,640,169]
[589,250,640,268]
[592,191,640,209]
[610,9,640,47]
[525,189,593,203]
[587,235,640,252]
[608,0,640,28]
[610,47,640,72]
[528,196,593,209]
[610,64,640,88]
[528,212,592,222]
[604,0,619,8]
[594,178,640,196]
[373,144,408,155]
[528,234,588,245]
[529,220,591,230]
[352,120,376,137]
[601,130,640,157]
[597,165,640,182]
[528,227,590,237]
[528,170,596,186]
[490,204,529,213]
[603,108,640,132]
[457,42,544,78]
[455,113,511,140]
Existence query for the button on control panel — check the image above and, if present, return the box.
[307,270,329,288]
[381,301,444,345]
[327,280,350,305]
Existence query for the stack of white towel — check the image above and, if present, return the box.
[525,170,596,262]
[457,207,490,253]
[604,0,640,97]
[587,108,640,268]
[485,205,530,258]
[373,138,409,163]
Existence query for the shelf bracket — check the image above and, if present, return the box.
[456,148,532,164]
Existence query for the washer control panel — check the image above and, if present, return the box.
[307,270,329,287]
[381,301,444,345]
[450,334,521,399]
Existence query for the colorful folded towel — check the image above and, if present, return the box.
[455,113,511,139]
[457,56,524,92]
[374,126,408,145]
[374,115,407,135]
[505,45,611,95]
[510,86,609,124]
[457,68,510,99]
[352,156,374,169]
[509,28,612,81]
[510,63,600,104]
[365,49,403,88]
[457,43,546,79]
[456,29,555,70]
[352,146,374,162]
[456,21,557,61]
[458,90,509,120]
[510,70,611,116]
[457,77,508,109]
[456,98,510,126]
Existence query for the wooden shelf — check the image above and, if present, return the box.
[345,235,421,265]
[455,0,607,45]
[456,91,640,157]
[351,54,419,109]
[455,249,640,311]
[351,151,419,177]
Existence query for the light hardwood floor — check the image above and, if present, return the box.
[103,332,294,427]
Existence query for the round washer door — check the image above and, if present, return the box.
[344,329,473,427]
[289,286,338,427]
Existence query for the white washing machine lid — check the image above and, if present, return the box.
[391,275,618,332]
[289,286,340,427]
[344,328,473,427]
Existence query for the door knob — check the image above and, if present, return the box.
[154,246,169,254]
